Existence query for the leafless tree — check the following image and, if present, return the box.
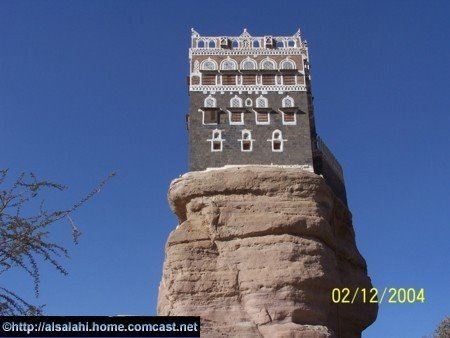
[0,169,115,315]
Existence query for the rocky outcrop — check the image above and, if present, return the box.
[158,166,377,337]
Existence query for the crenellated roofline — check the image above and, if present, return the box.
[190,28,307,51]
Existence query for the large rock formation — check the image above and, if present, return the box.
[158,166,377,337]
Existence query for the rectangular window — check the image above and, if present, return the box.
[273,141,281,151]
[283,75,295,85]
[283,112,296,124]
[242,75,256,85]
[262,75,275,85]
[212,141,222,151]
[231,112,243,123]
[203,110,217,124]
[242,141,251,151]
[202,74,216,85]
[256,112,269,123]
[222,75,236,85]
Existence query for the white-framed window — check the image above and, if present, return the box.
[245,98,253,107]
[200,58,218,70]
[282,96,295,107]
[255,110,270,125]
[255,95,268,108]
[208,129,224,152]
[228,96,244,125]
[204,95,217,107]
[260,58,277,70]
[281,95,296,125]
[200,109,218,125]
[220,58,238,70]
[229,111,244,125]
[239,129,254,152]
[268,130,285,152]
[280,59,296,70]
[230,95,243,108]
[282,111,296,125]
[240,58,257,70]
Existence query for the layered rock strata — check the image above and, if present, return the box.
[158,166,377,337]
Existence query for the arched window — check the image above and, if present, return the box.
[232,40,239,48]
[253,40,260,48]
[288,40,296,47]
[197,40,205,48]
[269,130,285,152]
[208,129,224,152]
[280,59,296,70]
[200,59,217,70]
[204,95,217,107]
[220,58,237,70]
[240,58,257,70]
[255,95,268,108]
[230,95,243,108]
[208,40,216,48]
[282,96,295,107]
[239,129,254,152]
[245,98,253,107]
[260,58,277,70]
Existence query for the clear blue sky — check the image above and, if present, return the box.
[1,1,449,337]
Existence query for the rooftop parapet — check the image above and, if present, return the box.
[190,28,308,57]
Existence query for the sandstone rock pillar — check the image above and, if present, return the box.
[158,166,377,337]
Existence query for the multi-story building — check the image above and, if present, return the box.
[187,28,347,204]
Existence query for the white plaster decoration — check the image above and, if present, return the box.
[281,111,297,125]
[255,95,268,108]
[220,57,238,70]
[238,129,254,152]
[191,48,306,57]
[230,95,243,108]
[204,95,217,107]
[190,84,306,92]
[245,98,253,107]
[193,60,200,73]
[253,109,270,125]
[240,57,257,70]
[207,129,224,152]
[260,57,277,70]
[268,130,286,152]
[282,95,295,107]
[200,58,218,70]
[280,58,296,69]
[227,110,244,125]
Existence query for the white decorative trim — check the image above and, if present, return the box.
[260,57,277,70]
[245,98,253,107]
[190,84,306,92]
[240,57,257,70]
[227,109,244,125]
[207,129,224,152]
[230,95,243,107]
[255,95,268,108]
[203,164,315,173]
[253,109,270,125]
[199,109,218,125]
[200,58,218,70]
[281,110,297,125]
[282,95,295,107]
[268,129,286,152]
[204,95,217,107]
[280,58,296,69]
[190,48,307,57]
[238,129,254,152]
[220,57,238,70]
